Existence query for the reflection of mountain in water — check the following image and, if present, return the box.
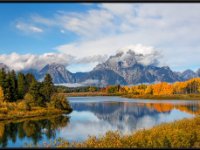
[70,101,200,135]
[71,102,171,133]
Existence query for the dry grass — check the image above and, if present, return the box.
[58,117,200,148]
[0,101,70,121]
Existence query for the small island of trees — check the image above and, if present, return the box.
[0,68,72,120]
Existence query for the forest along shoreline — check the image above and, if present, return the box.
[0,68,72,121]
[60,77,200,100]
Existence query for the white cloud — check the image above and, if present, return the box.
[56,79,100,87]
[14,4,200,72]
[60,29,65,34]
[0,52,73,71]
[55,83,83,87]
[67,63,99,73]
[55,4,200,71]
[16,22,43,33]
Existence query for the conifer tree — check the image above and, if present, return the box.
[4,71,13,102]
[17,72,26,99]
[10,70,18,101]
[0,68,7,93]
[41,74,54,102]
[29,80,44,106]
[25,73,36,93]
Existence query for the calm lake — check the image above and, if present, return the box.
[1,96,200,147]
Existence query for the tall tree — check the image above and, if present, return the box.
[29,80,44,106]
[0,68,7,93]
[17,72,26,99]
[25,73,36,93]
[10,70,18,101]
[4,72,13,102]
[41,74,54,102]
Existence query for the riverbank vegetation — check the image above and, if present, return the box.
[64,92,121,97]
[120,78,200,99]
[58,78,200,100]
[57,116,200,148]
[0,69,72,120]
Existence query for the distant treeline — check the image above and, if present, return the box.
[55,86,101,93]
[117,78,200,96]
[56,78,200,97]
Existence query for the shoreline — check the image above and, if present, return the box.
[64,92,122,97]
[0,113,68,124]
[0,108,71,121]
[123,94,200,100]
[64,92,200,100]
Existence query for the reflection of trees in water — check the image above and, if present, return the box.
[72,101,200,117]
[146,102,200,115]
[71,102,200,133]
[0,115,70,147]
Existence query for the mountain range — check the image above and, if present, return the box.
[0,49,199,86]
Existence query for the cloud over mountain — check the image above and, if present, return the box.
[9,4,200,72]
[0,44,161,72]
[0,52,73,71]
[25,3,200,72]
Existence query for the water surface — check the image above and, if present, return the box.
[1,96,200,147]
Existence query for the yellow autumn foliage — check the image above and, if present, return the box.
[58,117,200,148]
[118,78,200,97]
[0,86,4,102]
[0,123,5,138]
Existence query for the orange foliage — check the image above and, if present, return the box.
[148,103,174,112]
[152,82,173,95]
[160,104,173,112]
[173,82,187,94]
[107,77,200,96]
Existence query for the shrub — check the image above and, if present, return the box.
[17,101,31,111]
[24,93,35,106]
[0,108,8,114]
[0,86,4,102]
[49,94,72,111]
[24,93,34,101]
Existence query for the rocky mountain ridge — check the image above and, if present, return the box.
[0,50,199,86]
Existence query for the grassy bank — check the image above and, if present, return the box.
[64,91,200,100]
[57,116,200,148]
[123,94,200,100]
[0,108,69,121]
[0,101,72,121]
[0,114,66,125]
[64,92,122,97]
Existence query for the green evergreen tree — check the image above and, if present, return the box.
[0,68,7,93]
[10,70,18,101]
[17,72,26,99]
[41,74,54,102]
[4,72,13,102]
[29,80,45,106]
[25,73,36,93]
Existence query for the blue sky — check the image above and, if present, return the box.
[0,3,94,54]
[0,3,200,72]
